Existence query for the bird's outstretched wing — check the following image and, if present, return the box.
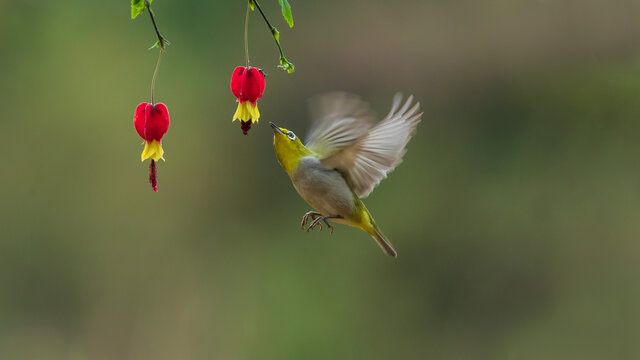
[306,93,422,198]
[305,92,375,158]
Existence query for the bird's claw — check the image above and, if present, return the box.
[301,212,338,234]
[301,211,321,230]
[324,218,334,234]
[307,216,335,234]
[307,217,323,232]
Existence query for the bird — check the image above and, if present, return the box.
[270,92,422,257]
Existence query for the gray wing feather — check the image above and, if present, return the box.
[305,93,375,157]
[321,94,422,198]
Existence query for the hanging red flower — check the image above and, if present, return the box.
[134,102,170,191]
[230,66,266,135]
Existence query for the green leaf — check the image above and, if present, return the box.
[149,39,161,50]
[149,37,169,50]
[277,0,294,27]
[278,57,295,73]
[131,0,150,19]
[249,0,255,11]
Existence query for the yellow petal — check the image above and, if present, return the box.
[248,103,260,123]
[140,140,165,162]
[232,102,260,123]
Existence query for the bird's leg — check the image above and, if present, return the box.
[301,211,322,230]
[308,215,342,234]
[322,218,334,234]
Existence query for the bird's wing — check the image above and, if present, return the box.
[305,92,375,158]
[319,94,422,198]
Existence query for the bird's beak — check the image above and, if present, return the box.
[270,122,285,135]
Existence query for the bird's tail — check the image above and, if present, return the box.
[366,219,397,258]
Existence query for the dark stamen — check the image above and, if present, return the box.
[149,159,158,192]
[241,120,252,135]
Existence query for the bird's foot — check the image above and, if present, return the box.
[306,216,323,232]
[307,215,339,234]
[301,211,322,230]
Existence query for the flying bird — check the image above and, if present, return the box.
[270,93,422,257]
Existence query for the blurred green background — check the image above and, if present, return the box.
[1,0,640,359]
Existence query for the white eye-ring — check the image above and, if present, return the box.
[287,132,297,141]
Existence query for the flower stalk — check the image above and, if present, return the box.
[131,0,171,192]
[145,0,168,50]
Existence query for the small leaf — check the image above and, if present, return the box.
[131,0,149,19]
[272,27,280,42]
[249,0,255,11]
[149,39,161,50]
[149,37,170,50]
[277,0,294,27]
[278,57,295,73]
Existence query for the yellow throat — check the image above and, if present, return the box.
[271,123,312,175]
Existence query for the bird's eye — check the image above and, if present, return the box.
[287,132,296,141]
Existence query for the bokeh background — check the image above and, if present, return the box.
[1,0,640,359]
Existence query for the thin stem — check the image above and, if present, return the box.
[146,0,165,49]
[151,49,163,104]
[252,0,274,33]
[252,0,287,61]
[244,2,250,67]
[273,32,287,62]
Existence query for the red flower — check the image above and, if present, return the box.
[230,66,266,135]
[134,102,170,161]
[133,102,170,191]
